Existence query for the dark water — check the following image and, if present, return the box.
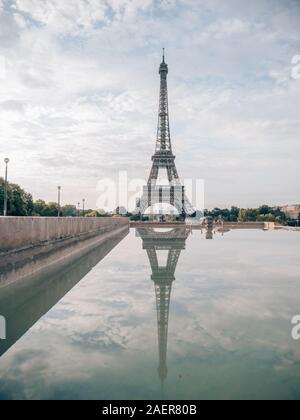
[0,228,300,400]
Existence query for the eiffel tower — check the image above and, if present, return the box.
[136,226,191,388]
[135,51,195,217]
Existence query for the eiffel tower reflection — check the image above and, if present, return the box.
[136,226,191,389]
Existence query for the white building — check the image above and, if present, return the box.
[281,205,300,220]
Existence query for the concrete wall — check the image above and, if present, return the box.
[0,228,128,355]
[0,217,129,253]
[223,222,266,229]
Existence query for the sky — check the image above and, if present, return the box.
[0,0,299,210]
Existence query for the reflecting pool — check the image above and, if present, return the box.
[0,228,300,400]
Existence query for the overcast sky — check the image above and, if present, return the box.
[0,0,299,210]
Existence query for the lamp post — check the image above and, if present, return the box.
[82,199,85,217]
[3,158,9,216]
[57,186,61,217]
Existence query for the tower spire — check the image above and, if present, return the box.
[157,48,171,155]
[134,53,196,217]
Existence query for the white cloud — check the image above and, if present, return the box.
[13,0,108,34]
[107,0,153,21]
[13,0,154,34]
[0,0,300,209]
[206,18,252,38]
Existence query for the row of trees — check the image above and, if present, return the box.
[1,177,297,224]
[0,178,94,217]
[204,205,292,225]
[33,201,79,217]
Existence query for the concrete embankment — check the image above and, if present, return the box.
[0,217,129,287]
[0,227,128,356]
[0,217,129,254]
[130,221,185,228]
[130,221,274,230]
[223,222,275,230]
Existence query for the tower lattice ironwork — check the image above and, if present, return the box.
[136,227,191,387]
[135,51,195,217]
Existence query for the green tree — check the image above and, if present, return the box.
[33,199,47,216]
[257,213,276,222]
[258,205,271,215]
[42,202,58,217]
[61,205,77,217]
[239,208,258,222]
[86,211,100,217]
[229,206,239,221]
[33,200,58,217]
[238,209,246,222]
[0,177,33,216]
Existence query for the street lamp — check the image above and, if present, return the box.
[3,158,9,217]
[57,186,61,217]
[82,199,85,217]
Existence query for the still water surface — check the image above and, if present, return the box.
[0,228,300,400]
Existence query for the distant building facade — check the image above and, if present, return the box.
[281,205,300,220]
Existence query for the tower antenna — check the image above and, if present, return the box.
[134,51,195,217]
